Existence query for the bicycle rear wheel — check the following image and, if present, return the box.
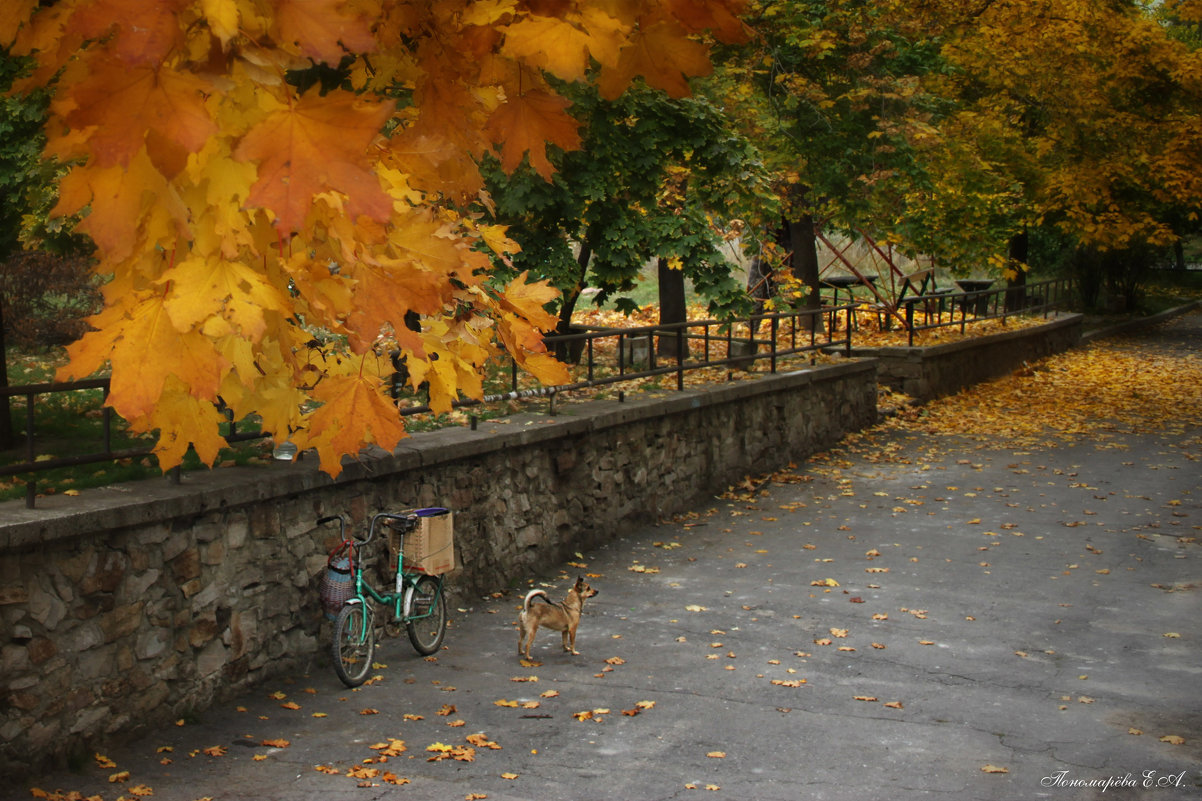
[406,575,446,655]
[332,602,375,687]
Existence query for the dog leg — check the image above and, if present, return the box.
[522,623,538,660]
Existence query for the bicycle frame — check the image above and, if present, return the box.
[333,512,445,625]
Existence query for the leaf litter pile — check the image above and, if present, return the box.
[898,325,1202,447]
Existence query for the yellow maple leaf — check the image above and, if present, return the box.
[162,255,288,341]
[294,360,407,477]
[501,12,627,82]
[139,375,230,469]
[200,0,238,45]
[63,289,230,423]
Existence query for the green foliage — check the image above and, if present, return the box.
[0,49,90,258]
[0,49,45,259]
[482,83,771,326]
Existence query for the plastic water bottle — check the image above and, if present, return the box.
[272,440,298,461]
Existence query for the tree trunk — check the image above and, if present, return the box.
[657,257,689,359]
[1005,228,1029,312]
[556,240,592,334]
[786,212,823,333]
[1174,239,1186,271]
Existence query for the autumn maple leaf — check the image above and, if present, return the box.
[273,0,377,63]
[143,376,230,469]
[52,150,187,262]
[234,89,394,234]
[0,0,36,46]
[502,11,624,82]
[485,88,582,179]
[293,358,407,476]
[63,57,217,175]
[597,20,713,100]
[61,290,230,422]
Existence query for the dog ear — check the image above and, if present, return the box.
[574,576,585,589]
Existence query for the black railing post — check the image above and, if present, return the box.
[676,323,685,391]
[24,392,35,465]
[906,300,915,347]
[769,315,778,373]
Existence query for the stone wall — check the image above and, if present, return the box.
[858,313,1082,401]
[0,359,877,776]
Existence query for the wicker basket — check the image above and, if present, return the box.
[319,551,353,620]
[388,508,455,575]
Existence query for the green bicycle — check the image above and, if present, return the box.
[318,511,449,687]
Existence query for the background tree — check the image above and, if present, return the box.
[918,0,1202,309]
[710,0,955,318]
[4,0,747,476]
[483,83,770,346]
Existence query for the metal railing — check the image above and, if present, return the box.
[2,279,1076,506]
[397,303,855,418]
[898,276,1075,346]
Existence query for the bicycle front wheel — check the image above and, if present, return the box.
[332,602,375,687]
[406,576,447,656]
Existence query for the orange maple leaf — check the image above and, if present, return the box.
[0,0,36,46]
[52,150,187,262]
[274,0,377,64]
[497,271,561,334]
[234,89,394,234]
[64,57,216,174]
[502,14,620,82]
[294,360,407,477]
[597,20,713,100]
[663,0,749,42]
[485,88,581,178]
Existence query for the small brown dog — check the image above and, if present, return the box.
[517,577,598,660]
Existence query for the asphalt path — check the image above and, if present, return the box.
[19,314,1202,801]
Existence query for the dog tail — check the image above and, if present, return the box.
[522,589,547,612]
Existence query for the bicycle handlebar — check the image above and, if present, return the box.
[317,512,417,546]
